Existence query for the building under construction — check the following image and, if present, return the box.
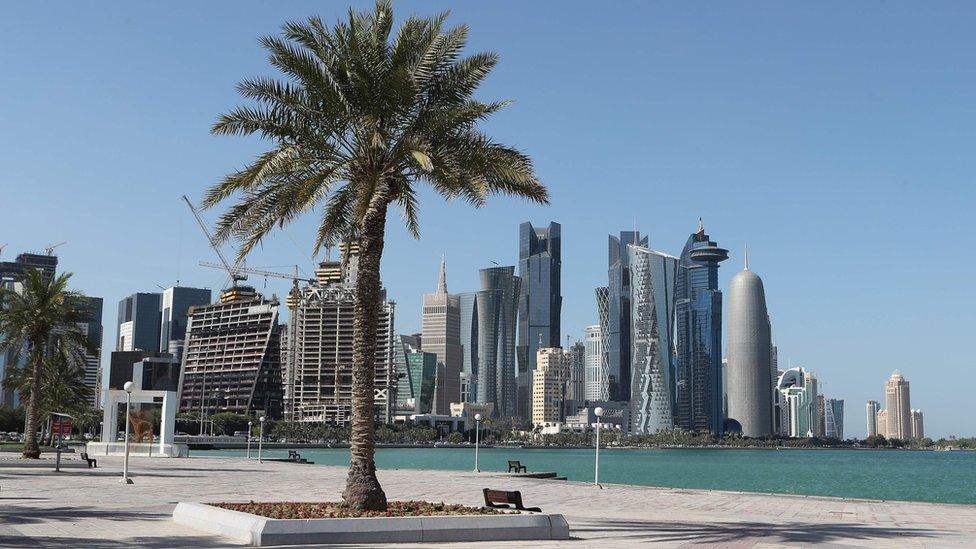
[284,243,396,424]
[176,286,284,419]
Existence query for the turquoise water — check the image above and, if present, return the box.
[196,447,976,505]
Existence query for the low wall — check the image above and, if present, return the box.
[86,442,189,458]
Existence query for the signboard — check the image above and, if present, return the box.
[51,419,72,437]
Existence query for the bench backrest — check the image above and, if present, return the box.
[81,452,89,459]
[484,489,524,508]
[507,460,521,466]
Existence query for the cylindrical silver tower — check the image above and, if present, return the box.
[726,265,772,437]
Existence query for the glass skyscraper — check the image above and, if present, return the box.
[517,221,561,421]
[628,244,678,434]
[602,231,647,402]
[674,220,728,434]
[475,266,521,419]
[458,292,479,403]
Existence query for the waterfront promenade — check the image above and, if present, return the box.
[1,454,973,547]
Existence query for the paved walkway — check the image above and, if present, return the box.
[1,454,974,547]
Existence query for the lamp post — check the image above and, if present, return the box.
[473,413,482,472]
[246,420,253,459]
[121,381,134,484]
[593,406,604,488]
[258,416,265,463]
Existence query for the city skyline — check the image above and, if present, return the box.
[2,2,973,437]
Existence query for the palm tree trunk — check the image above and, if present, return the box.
[22,351,42,459]
[342,203,389,511]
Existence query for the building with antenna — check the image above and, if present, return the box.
[674,219,729,434]
[422,257,462,415]
[726,250,773,437]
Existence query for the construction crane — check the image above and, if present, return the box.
[197,261,314,286]
[182,195,246,287]
[45,241,67,255]
[0,243,6,259]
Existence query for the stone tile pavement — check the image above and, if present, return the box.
[1,454,973,547]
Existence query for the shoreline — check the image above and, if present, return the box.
[183,441,964,452]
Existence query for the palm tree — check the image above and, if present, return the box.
[0,270,92,458]
[203,1,546,509]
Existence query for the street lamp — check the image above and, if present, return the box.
[121,381,134,484]
[258,416,266,463]
[593,406,604,488]
[473,413,483,472]
[246,420,253,459]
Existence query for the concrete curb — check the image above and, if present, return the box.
[173,502,570,546]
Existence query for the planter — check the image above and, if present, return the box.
[172,502,570,546]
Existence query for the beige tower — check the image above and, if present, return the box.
[532,347,571,425]
[422,257,462,415]
[875,409,888,438]
[911,409,924,439]
[884,370,911,440]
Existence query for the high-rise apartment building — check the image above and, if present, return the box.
[876,409,888,438]
[815,394,827,437]
[531,347,570,425]
[117,292,161,352]
[285,249,395,424]
[422,258,461,415]
[910,409,924,439]
[884,370,911,440]
[601,231,647,402]
[583,325,605,400]
[473,266,520,419]
[628,244,678,434]
[517,222,562,418]
[176,287,283,418]
[726,257,773,437]
[674,220,728,434]
[824,398,844,439]
[866,400,881,437]
[160,286,212,357]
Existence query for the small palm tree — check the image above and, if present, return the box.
[0,270,92,458]
[204,1,546,509]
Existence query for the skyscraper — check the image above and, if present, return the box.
[884,370,911,440]
[458,292,479,403]
[674,220,728,434]
[876,409,888,437]
[517,222,562,412]
[117,292,161,352]
[776,367,819,437]
[177,287,283,418]
[566,340,585,403]
[160,286,212,356]
[393,334,435,415]
[583,324,605,400]
[866,400,881,437]
[628,244,678,434]
[726,255,773,437]
[824,398,844,439]
[285,247,396,424]
[474,266,520,419]
[603,231,647,402]
[422,257,461,415]
[78,296,104,407]
[910,409,924,439]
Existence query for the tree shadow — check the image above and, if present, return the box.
[0,534,235,548]
[0,505,169,526]
[572,519,940,544]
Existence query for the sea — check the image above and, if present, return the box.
[194,446,976,505]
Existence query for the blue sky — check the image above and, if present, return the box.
[2,2,973,438]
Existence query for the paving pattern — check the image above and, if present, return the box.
[1,454,974,547]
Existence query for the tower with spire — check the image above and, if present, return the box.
[422,256,462,415]
[674,219,729,434]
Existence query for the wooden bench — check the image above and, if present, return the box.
[507,460,527,473]
[483,488,541,512]
[80,452,97,468]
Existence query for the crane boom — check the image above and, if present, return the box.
[198,261,314,284]
[183,195,245,285]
